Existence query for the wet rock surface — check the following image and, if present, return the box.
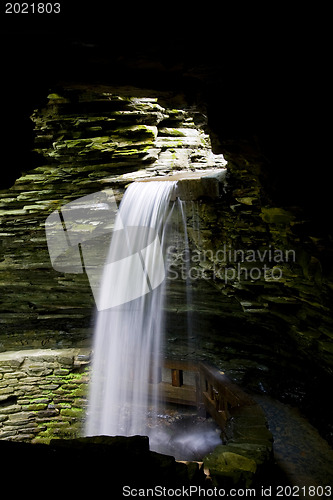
[0,85,225,352]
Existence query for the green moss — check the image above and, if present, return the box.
[57,402,71,408]
[53,381,87,399]
[54,369,70,376]
[22,397,50,411]
[70,386,87,397]
[35,420,72,444]
[113,125,157,140]
[23,403,48,411]
[159,127,186,137]
[60,407,84,418]
[34,437,52,445]
[112,148,146,158]
[203,447,257,488]
[63,372,86,380]
[260,207,295,225]
[47,93,68,101]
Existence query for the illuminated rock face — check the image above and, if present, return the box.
[137,169,227,200]
[0,85,226,351]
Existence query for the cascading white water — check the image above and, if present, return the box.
[85,179,223,459]
[85,181,176,439]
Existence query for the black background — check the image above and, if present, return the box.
[0,3,329,223]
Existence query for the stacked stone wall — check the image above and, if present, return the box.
[0,348,90,443]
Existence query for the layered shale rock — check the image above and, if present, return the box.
[0,84,225,350]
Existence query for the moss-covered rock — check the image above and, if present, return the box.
[0,349,90,443]
[204,447,257,488]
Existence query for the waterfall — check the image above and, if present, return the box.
[85,181,176,439]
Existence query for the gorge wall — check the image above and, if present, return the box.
[0,29,332,447]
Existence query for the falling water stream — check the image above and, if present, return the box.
[85,180,222,459]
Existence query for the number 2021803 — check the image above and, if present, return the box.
[5,3,61,14]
